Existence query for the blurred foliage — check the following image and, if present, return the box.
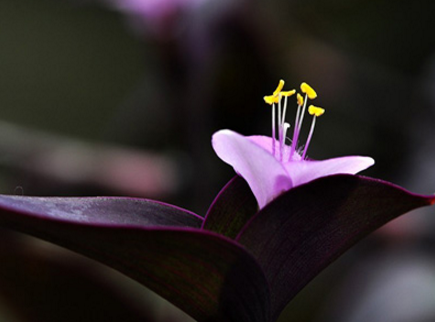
[0,0,144,139]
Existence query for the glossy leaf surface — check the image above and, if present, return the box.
[0,196,203,228]
[0,196,270,322]
[203,176,258,239]
[237,174,435,320]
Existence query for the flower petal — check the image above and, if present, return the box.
[246,135,274,153]
[212,130,292,209]
[247,135,302,161]
[284,156,375,188]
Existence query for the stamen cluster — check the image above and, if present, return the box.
[263,80,325,161]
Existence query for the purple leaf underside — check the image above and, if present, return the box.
[237,174,435,320]
[203,176,258,239]
[0,196,270,322]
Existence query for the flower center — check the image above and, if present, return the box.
[263,80,325,162]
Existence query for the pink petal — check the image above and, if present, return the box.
[212,130,292,209]
[247,135,303,161]
[283,156,375,188]
[246,135,274,153]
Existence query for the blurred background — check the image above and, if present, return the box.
[0,0,435,321]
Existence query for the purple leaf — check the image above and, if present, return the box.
[0,196,271,322]
[203,176,258,239]
[0,196,203,228]
[0,230,156,322]
[236,174,435,320]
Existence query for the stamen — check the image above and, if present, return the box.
[273,79,285,96]
[308,105,325,117]
[264,95,279,105]
[264,80,322,162]
[289,93,303,159]
[264,80,289,157]
[302,105,325,159]
[278,90,296,160]
[278,95,283,160]
[297,93,304,107]
[291,83,317,159]
[280,90,296,128]
[281,95,288,128]
[283,122,291,138]
[281,90,296,97]
[271,103,276,156]
[300,82,317,100]
[283,122,290,159]
[297,93,308,133]
[290,93,308,159]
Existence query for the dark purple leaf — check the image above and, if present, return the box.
[0,196,271,322]
[203,176,258,238]
[0,196,203,228]
[236,174,435,320]
[0,230,155,322]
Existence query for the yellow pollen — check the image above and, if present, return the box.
[308,105,325,117]
[273,79,285,96]
[300,82,317,100]
[263,95,279,105]
[297,93,304,106]
[264,80,290,105]
[280,89,296,97]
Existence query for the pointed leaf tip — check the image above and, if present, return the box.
[203,176,258,239]
[237,174,434,320]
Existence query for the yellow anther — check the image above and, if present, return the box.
[263,95,280,105]
[264,80,288,105]
[273,79,285,96]
[300,82,317,100]
[280,89,296,97]
[308,105,325,117]
[297,93,304,106]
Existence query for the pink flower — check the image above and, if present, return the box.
[212,80,374,209]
